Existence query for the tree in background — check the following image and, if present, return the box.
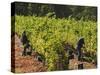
[14,2,97,21]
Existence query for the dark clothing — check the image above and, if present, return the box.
[21,32,28,45]
[76,38,85,61]
[22,41,32,56]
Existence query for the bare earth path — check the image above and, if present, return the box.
[68,52,96,70]
[11,34,47,73]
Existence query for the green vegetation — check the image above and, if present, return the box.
[12,15,97,70]
[12,2,97,21]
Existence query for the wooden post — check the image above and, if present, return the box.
[59,54,63,70]
[78,63,83,69]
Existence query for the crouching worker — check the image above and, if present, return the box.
[76,37,85,61]
[22,40,32,56]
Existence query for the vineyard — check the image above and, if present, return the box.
[12,15,97,71]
